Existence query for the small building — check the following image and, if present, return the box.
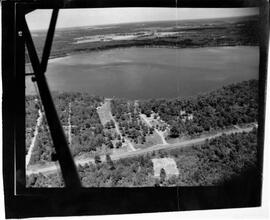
[187,114,194,120]
[180,110,186,116]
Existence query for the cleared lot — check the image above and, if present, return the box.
[152,158,179,178]
[97,99,112,126]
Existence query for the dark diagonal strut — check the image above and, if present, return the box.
[23,9,81,188]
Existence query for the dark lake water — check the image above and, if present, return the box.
[26,46,259,99]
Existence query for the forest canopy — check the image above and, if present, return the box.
[139,80,258,137]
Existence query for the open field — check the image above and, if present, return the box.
[134,131,163,149]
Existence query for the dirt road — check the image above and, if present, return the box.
[98,99,136,152]
[26,124,255,175]
[26,109,43,168]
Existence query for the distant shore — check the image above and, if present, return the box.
[26,43,258,65]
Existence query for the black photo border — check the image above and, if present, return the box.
[2,0,269,218]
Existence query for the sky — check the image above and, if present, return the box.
[26,7,259,30]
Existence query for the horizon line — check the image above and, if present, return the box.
[30,14,257,32]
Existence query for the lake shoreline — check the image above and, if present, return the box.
[26,46,259,99]
[26,44,259,65]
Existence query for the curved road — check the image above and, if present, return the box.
[26,125,256,176]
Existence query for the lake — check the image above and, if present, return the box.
[26,46,259,99]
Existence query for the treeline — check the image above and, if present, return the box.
[162,128,258,186]
[26,129,257,187]
[192,128,257,185]
[52,92,103,126]
[140,79,258,138]
[26,15,259,63]
[52,93,70,125]
[70,94,105,155]
[79,155,155,187]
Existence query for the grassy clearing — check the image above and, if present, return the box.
[97,100,112,126]
[134,130,163,149]
[135,114,164,149]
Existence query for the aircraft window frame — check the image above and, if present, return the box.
[1,0,268,217]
